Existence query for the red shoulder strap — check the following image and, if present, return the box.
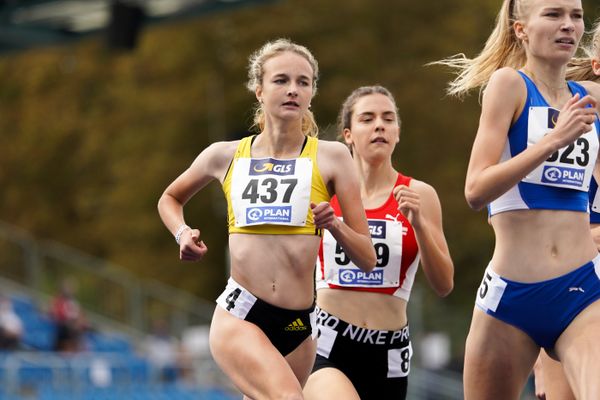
[395,172,412,187]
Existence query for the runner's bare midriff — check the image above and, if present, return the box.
[229,233,320,310]
[489,209,597,282]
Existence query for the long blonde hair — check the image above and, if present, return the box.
[432,0,529,98]
[246,38,320,137]
[568,20,600,82]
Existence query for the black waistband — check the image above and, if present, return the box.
[316,306,410,347]
[252,297,316,316]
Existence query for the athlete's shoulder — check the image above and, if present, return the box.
[490,67,522,83]
[208,138,239,155]
[315,140,355,191]
[316,139,351,156]
[207,139,241,150]
[486,67,525,94]
[578,80,600,99]
[409,178,437,198]
[194,140,240,172]
[483,67,526,116]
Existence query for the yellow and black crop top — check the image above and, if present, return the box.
[222,135,330,235]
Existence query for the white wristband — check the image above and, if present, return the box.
[174,224,190,245]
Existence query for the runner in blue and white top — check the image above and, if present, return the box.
[434,0,600,398]
[488,72,599,216]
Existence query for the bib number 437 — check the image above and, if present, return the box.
[241,178,298,204]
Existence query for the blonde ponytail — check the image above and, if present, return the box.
[431,0,528,98]
[567,20,600,82]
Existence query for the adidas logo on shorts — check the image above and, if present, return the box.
[285,318,307,332]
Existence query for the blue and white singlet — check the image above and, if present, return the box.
[488,71,600,216]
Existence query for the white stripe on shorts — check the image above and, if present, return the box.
[216,277,257,320]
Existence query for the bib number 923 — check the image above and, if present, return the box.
[546,137,590,167]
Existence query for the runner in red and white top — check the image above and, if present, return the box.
[316,172,419,300]
[305,85,454,400]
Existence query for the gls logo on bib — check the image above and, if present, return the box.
[250,159,296,176]
[368,220,386,239]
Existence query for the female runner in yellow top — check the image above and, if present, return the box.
[157,39,376,400]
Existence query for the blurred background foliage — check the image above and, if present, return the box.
[1,0,599,359]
